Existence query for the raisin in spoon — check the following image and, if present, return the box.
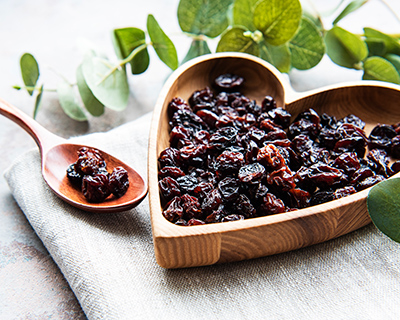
[0,98,147,213]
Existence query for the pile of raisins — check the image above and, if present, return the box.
[158,73,400,226]
[67,147,129,202]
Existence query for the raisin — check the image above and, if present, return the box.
[238,163,265,183]
[201,189,222,214]
[187,218,206,226]
[158,166,186,179]
[109,166,129,198]
[218,177,241,201]
[338,114,365,129]
[334,186,356,199]
[230,194,256,218]
[214,74,244,91]
[267,108,291,129]
[261,96,277,112]
[214,151,244,176]
[221,214,245,222]
[367,149,392,177]
[82,173,111,202]
[355,175,385,191]
[257,144,286,170]
[188,87,214,111]
[159,177,181,201]
[158,147,182,168]
[333,152,360,177]
[75,147,106,176]
[180,194,202,220]
[163,197,183,222]
[368,124,397,151]
[66,163,83,185]
[391,135,400,158]
[266,166,295,191]
[257,193,286,216]
[285,188,311,208]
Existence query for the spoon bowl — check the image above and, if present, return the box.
[0,99,147,213]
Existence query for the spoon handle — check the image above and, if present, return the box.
[0,98,64,153]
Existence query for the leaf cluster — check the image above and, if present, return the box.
[18,15,178,120]
[16,0,400,121]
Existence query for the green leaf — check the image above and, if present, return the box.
[385,54,400,73]
[288,17,325,70]
[33,84,43,119]
[362,56,400,84]
[367,178,400,243]
[364,28,400,55]
[259,41,291,73]
[82,54,129,111]
[76,64,105,116]
[325,26,368,69]
[178,0,234,38]
[57,80,87,121]
[333,0,368,25]
[232,0,259,31]
[182,39,211,64]
[365,38,386,57]
[113,27,149,74]
[253,0,302,46]
[216,27,260,56]
[147,14,178,70]
[20,53,39,96]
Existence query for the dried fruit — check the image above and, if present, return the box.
[158,74,399,226]
[67,147,129,202]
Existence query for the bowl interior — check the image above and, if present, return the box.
[155,55,286,158]
[286,84,400,137]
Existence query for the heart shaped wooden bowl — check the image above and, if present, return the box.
[148,52,400,269]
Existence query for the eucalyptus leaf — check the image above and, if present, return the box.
[182,39,211,64]
[259,41,291,73]
[82,54,129,111]
[76,64,105,116]
[253,0,302,46]
[365,38,386,57]
[325,26,368,69]
[216,27,260,56]
[57,80,87,121]
[367,178,400,243]
[178,0,234,38]
[362,56,400,84]
[33,84,43,119]
[113,27,149,74]
[364,28,400,55]
[20,53,39,96]
[288,17,325,70]
[232,0,259,31]
[385,53,400,73]
[333,0,368,25]
[147,14,178,70]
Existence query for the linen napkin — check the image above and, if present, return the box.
[4,112,400,320]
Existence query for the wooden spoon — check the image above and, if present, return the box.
[0,98,147,213]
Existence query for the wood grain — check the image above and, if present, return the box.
[148,52,400,269]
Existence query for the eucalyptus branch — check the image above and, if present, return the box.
[96,42,149,86]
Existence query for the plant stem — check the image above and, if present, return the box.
[14,85,56,92]
[96,42,149,85]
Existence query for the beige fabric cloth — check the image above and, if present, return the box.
[4,112,400,320]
